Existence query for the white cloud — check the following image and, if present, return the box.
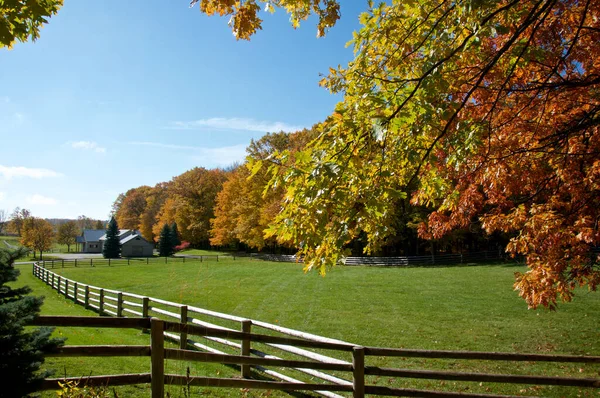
[26,194,58,205]
[68,141,106,153]
[168,117,304,133]
[0,165,62,179]
[129,142,247,166]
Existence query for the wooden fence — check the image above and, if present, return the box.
[29,315,600,398]
[39,250,506,269]
[38,254,233,269]
[32,264,600,398]
[250,251,507,266]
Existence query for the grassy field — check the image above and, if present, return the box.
[13,262,280,398]
[178,248,230,256]
[31,258,600,397]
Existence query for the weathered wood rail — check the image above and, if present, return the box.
[30,315,600,398]
[250,251,506,266]
[32,264,600,397]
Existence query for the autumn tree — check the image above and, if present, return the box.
[115,186,151,230]
[139,183,169,243]
[76,215,95,232]
[7,207,31,236]
[211,129,315,250]
[20,218,54,260]
[57,221,78,252]
[189,0,340,40]
[0,0,63,49]
[94,220,105,229]
[157,168,227,247]
[102,217,121,259]
[261,0,600,309]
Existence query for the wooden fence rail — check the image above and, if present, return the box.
[31,265,600,398]
[29,315,600,398]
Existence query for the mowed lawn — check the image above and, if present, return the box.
[23,259,600,396]
[13,263,270,398]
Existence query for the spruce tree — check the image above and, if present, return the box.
[102,216,121,258]
[0,247,64,397]
[171,222,181,247]
[158,223,174,257]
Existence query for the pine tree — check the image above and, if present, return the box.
[0,247,64,397]
[158,223,174,257]
[171,222,181,247]
[102,217,121,258]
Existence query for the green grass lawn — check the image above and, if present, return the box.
[38,258,600,397]
[178,248,230,256]
[13,263,281,398]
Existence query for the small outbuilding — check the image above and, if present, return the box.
[79,229,154,257]
[119,233,155,257]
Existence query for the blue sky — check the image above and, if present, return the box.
[0,1,365,220]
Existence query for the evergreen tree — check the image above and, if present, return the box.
[171,222,181,247]
[158,223,174,257]
[0,247,64,397]
[102,217,121,258]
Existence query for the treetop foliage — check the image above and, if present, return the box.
[0,0,63,49]
[253,0,600,309]
[189,0,340,40]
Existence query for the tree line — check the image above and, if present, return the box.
[0,207,106,258]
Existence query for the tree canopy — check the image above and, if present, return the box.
[0,0,63,49]
[247,0,600,309]
[188,0,340,40]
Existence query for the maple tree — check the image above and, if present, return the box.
[138,184,169,242]
[211,129,316,250]
[7,207,31,236]
[20,218,54,260]
[0,0,63,49]
[56,221,78,252]
[189,0,340,40]
[259,0,600,309]
[115,186,152,230]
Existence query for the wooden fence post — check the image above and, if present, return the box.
[146,257,149,264]
[142,297,150,333]
[73,282,78,303]
[64,279,69,298]
[74,259,77,267]
[51,273,55,290]
[57,276,62,294]
[84,286,90,309]
[353,346,365,398]
[99,289,104,314]
[150,318,165,398]
[180,305,188,349]
[117,292,123,317]
[240,320,252,378]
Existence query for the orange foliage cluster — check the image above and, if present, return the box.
[417,0,600,308]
